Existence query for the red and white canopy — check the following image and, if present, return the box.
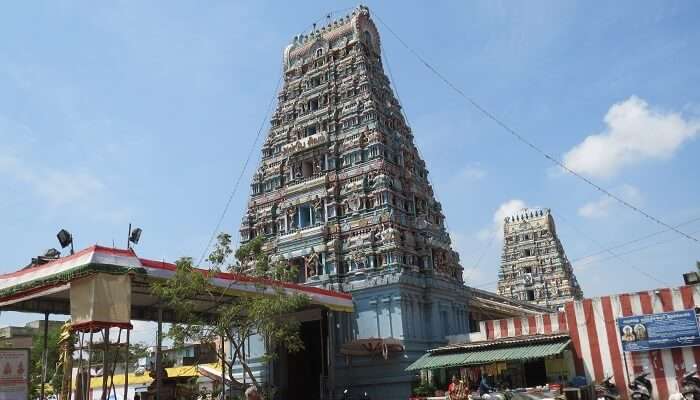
[0,245,353,320]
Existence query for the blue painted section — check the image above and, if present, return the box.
[228,271,470,400]
[331,271,470,400]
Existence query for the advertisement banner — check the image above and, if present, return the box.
[618,309,700,352]
[0,348,30,400]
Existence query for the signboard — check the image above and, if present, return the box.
[618,309,700,352]
[0,348,30,400]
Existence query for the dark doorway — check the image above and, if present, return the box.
[523,358,547,387]
[283,319,323,400]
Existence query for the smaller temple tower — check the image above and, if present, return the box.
[497,208,583,309]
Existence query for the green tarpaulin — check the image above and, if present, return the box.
[406,340,571,371]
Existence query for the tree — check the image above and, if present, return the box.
[152,233,309,393]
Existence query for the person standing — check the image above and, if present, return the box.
[448,375,469,400]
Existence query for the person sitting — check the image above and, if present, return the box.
[480,375,494,398]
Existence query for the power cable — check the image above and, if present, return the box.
[461,231,498,284]
[382,41,454,235]
[372,12,699,246]
[195,74,283,268]
[470,222,700,292]
[555,213,670,286]
[575,228,700,269]
[196,7,356,269]
[570,216,700,264]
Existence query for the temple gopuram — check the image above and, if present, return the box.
[239,6,469,398]
[497,208,584,309]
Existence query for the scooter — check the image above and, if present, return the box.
[680,370,700,400]
[479,386,512,400]
[629,372,653,400]
[596,376,621,400]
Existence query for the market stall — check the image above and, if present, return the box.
[406,334,574,397]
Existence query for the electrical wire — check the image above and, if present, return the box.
[575,228,700,268]
[382,41,454,234]
[371,12,699,246]
[570,216,700,264]
[555,213,670,286]
[470,221,700,290]
[195,74,283,268]
[196,7,356,269]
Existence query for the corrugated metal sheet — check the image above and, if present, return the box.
[406,353,469,371]
[432,333,570,353]
[406,340,571,371]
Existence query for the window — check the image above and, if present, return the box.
[305,125,317,137]
[526,290,535,301]
[297,204,313,228]
[301,159,314,178]
[523,266,532,274]
[315,48,323,57]
[523,248,532,257]
[309,98,319,111]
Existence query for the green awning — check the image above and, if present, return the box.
[406,340,571,371]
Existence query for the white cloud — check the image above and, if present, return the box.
[458,163,487,181]
[493,199,528,238]
[478,199,529,241]
[578,184,642,218]
[563,96,700,178]
[0,154,104,207]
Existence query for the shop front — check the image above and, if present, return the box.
[406,334,574,398]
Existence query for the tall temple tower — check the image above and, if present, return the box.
[239,6,469,399]
[497,208,583,309]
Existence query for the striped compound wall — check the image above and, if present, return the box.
[479,285,700,400]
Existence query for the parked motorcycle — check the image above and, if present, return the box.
[596,376,621,400]
[479,386,512,400]
[680,370,700,400]
[629,372,653,400]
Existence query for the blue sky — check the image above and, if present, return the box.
[1,1,699,343]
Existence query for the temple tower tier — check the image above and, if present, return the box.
[239,5,462,286]
[238,6,470,399]
[497,208,583,309]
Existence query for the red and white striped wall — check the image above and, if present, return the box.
[479,286,700,400]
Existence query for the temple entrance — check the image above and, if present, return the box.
[275,318,324,400]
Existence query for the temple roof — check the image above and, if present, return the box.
[0,245,353,319]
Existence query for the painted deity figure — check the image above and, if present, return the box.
[305,249,320,278]
[287,206,298,229]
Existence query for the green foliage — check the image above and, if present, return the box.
[88,339,152,367]
[152,233,310,390]
[128,342,150,360]
[413,382,437,397]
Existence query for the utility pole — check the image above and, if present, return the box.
[40,312,49,400]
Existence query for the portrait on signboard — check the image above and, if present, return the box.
[634,323,648,340]
[621,325,637,342]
